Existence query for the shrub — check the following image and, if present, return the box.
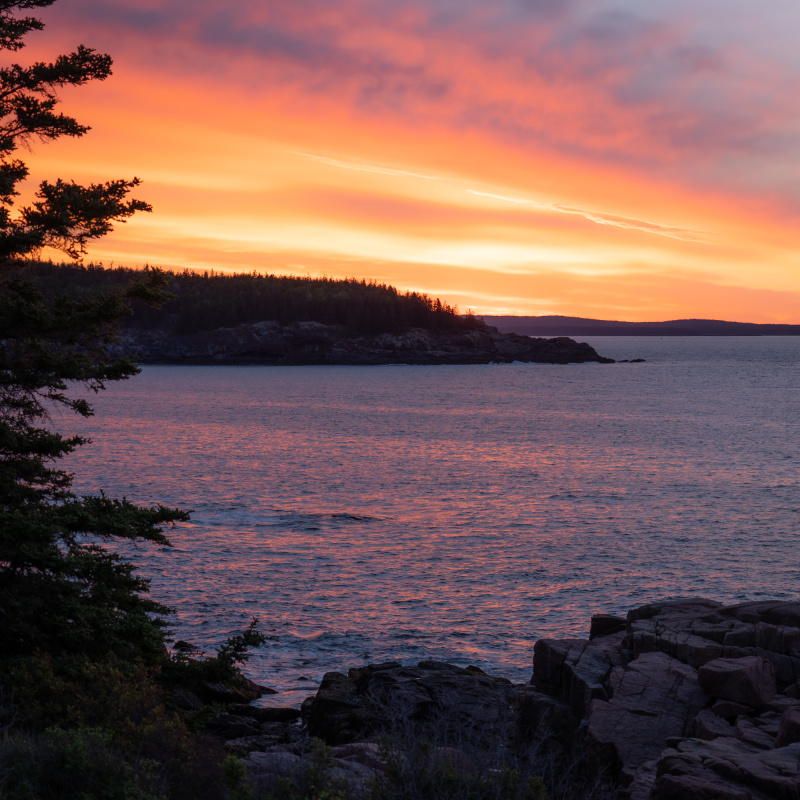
[0,727,162,800]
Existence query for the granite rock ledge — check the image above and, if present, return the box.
[113,321,616,365]
[531,598,800,799]
[230,599,800,798]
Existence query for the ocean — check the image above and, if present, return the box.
[65,336,800,705]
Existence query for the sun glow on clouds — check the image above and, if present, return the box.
[18,0,800,320]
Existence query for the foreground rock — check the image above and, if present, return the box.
[235,599,800,799]
[114,320,615,365]
[306,660,516,745]
[533,599,800,798]
[244,661,542,799]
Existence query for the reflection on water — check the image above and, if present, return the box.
[66,337,800,704]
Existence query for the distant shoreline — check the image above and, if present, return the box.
[483,315,800,336]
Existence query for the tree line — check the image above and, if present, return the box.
[18,261,487,336]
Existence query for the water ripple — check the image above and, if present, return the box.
[66,337,800,702]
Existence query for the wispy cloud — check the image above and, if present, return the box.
[467,190,705,242]
[291,152,439,181]
[46,0,800,206]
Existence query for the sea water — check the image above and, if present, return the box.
[65,337,800,704]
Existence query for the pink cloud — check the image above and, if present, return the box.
[25,0,800,223]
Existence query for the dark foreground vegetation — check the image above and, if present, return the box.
[17,260,485,337]
[0,2,266,797]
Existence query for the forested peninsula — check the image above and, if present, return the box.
[21,262,615,365]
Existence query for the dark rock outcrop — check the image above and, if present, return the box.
[698,656,776,709]
[528,598,800,799]
[235,598,800,799]
[113,320,615,365]
[306,660,517,746]
[586,652,709,786]
[191,676,270,705]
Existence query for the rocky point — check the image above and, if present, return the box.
[113,320,617,365]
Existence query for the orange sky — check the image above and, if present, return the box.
[13,0,800,321]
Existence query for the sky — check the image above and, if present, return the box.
[15,0,800,321]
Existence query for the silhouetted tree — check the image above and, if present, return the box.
[0,0,187,663]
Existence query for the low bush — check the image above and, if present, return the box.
[0,727,162,800]
[1,652,228,800]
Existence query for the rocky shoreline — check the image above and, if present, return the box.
[192,598,800,799]
[114,320,617,365]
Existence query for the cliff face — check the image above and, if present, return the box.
[113,320,615,365]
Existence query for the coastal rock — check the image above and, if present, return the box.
[688,709,735,740]
[192,677,269,705]
[698,656,776,709]
[525,599,800,797]
[305,671,377,745]
[170,687,204,711]
[533,632,627,720]
[245,749,305,781]
[776,707,800,748]
[113,321,616,366]
[246,747,376,799]
[224,722,304,752]
[243,599,800,800]
[650,739,800,800]
[590,614,627,640]
[623,599,800,690]
[515,686,575,747]
[585,652,708,783]
[307,660,516,746]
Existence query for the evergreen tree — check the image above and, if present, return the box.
[0,0,188,663]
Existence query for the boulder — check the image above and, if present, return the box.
[192,677,269,705]
[246,744,378,799]
[776,707,800,748]
[627,598,723,624]
[735,716,777,750]
[532,638,588,689]
[628,618,724,668]
[586,651,708,784]
[363,661,514,731]
[330,742,384,772]
[245,750,305,781]
[306,671,377,745]
[224,722,303,752]
[688,709,734,740]
[307,661,515,747]
[590,614,627,640]
[515,687,575,748]
[650,738,800,800]
[698,656,776,709]
[711,698,755,720]
[532,634,624,717]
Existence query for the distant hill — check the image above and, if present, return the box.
[482,315,800,336]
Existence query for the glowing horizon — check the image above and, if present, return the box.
[13,0,800,322]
